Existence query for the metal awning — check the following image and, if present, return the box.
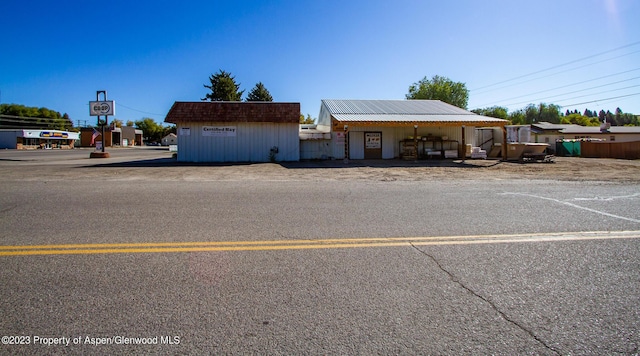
[331,113,508,127]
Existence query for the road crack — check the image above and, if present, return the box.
[410,242,561,355]
[0,204,17,215]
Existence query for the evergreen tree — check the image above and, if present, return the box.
[202,70,244,101]
[605,110,614,124]
[246,82,273,102]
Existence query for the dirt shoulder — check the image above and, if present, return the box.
[1,154,639,183]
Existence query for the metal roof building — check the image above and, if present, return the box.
[559,125,640,143]
[312,99,508,160]
[318,100,508,127]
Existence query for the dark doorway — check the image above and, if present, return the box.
[364,132,382,159]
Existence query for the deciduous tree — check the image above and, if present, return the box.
[406,75,469,109]
[471,106,508,119]
[0,103,71,130]
[135,117,165,142]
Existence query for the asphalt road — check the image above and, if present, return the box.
[1,149,639,354]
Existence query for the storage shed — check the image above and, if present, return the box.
[161,133,177,146]
[315,99,509,160]
[164,102,300,162]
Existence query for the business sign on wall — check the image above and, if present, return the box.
[40,131,69,138]
[365,132,381,149]
[202,126,237,137]
[179,127,191,136]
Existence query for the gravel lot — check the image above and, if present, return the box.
[1,148,639,183]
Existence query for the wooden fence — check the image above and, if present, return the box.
[580,141,640,159]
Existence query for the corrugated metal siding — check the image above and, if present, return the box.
[177,122,299,162]
[332,132,345,159]
[317,102,332,127]
[341,125,488,159]
[346,126,397,159]
[300,140,332,159]
[349,132,364,159]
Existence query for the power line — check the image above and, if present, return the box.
[470,40,640,92]
[117,102,164,117]
[472,49,640,95]
[559,92,640,108]
[552,85,640,104]
[473,68,640,108]
[500,78,640,107]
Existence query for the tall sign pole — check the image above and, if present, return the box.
[89,91,115,158]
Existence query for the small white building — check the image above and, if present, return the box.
[164,102,300,162]
[161,133,177,146]
[560,125,640,142]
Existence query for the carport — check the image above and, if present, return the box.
[314,100,509,160]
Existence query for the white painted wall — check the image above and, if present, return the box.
[320,125,498,160]
[176,122,299,162]
[300,140,332,160]
[346,125,478,159]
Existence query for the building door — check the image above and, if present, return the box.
[364,132,382,159]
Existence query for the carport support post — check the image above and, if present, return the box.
[461,125,466,160]
[414,125,418,161]
[343,125,349,164]
[502,127,507,160]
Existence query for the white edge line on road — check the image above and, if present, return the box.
[501,192,640,224]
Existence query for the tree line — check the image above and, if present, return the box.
[472,104,639,126]
[406,75,639,126]
[0,104,73,130]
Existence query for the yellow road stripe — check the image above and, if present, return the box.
[0,231,638,256]
[0,231,632,250]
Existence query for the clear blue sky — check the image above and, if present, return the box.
[1,0,639,126]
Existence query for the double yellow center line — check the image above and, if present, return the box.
[1,231,639,256]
